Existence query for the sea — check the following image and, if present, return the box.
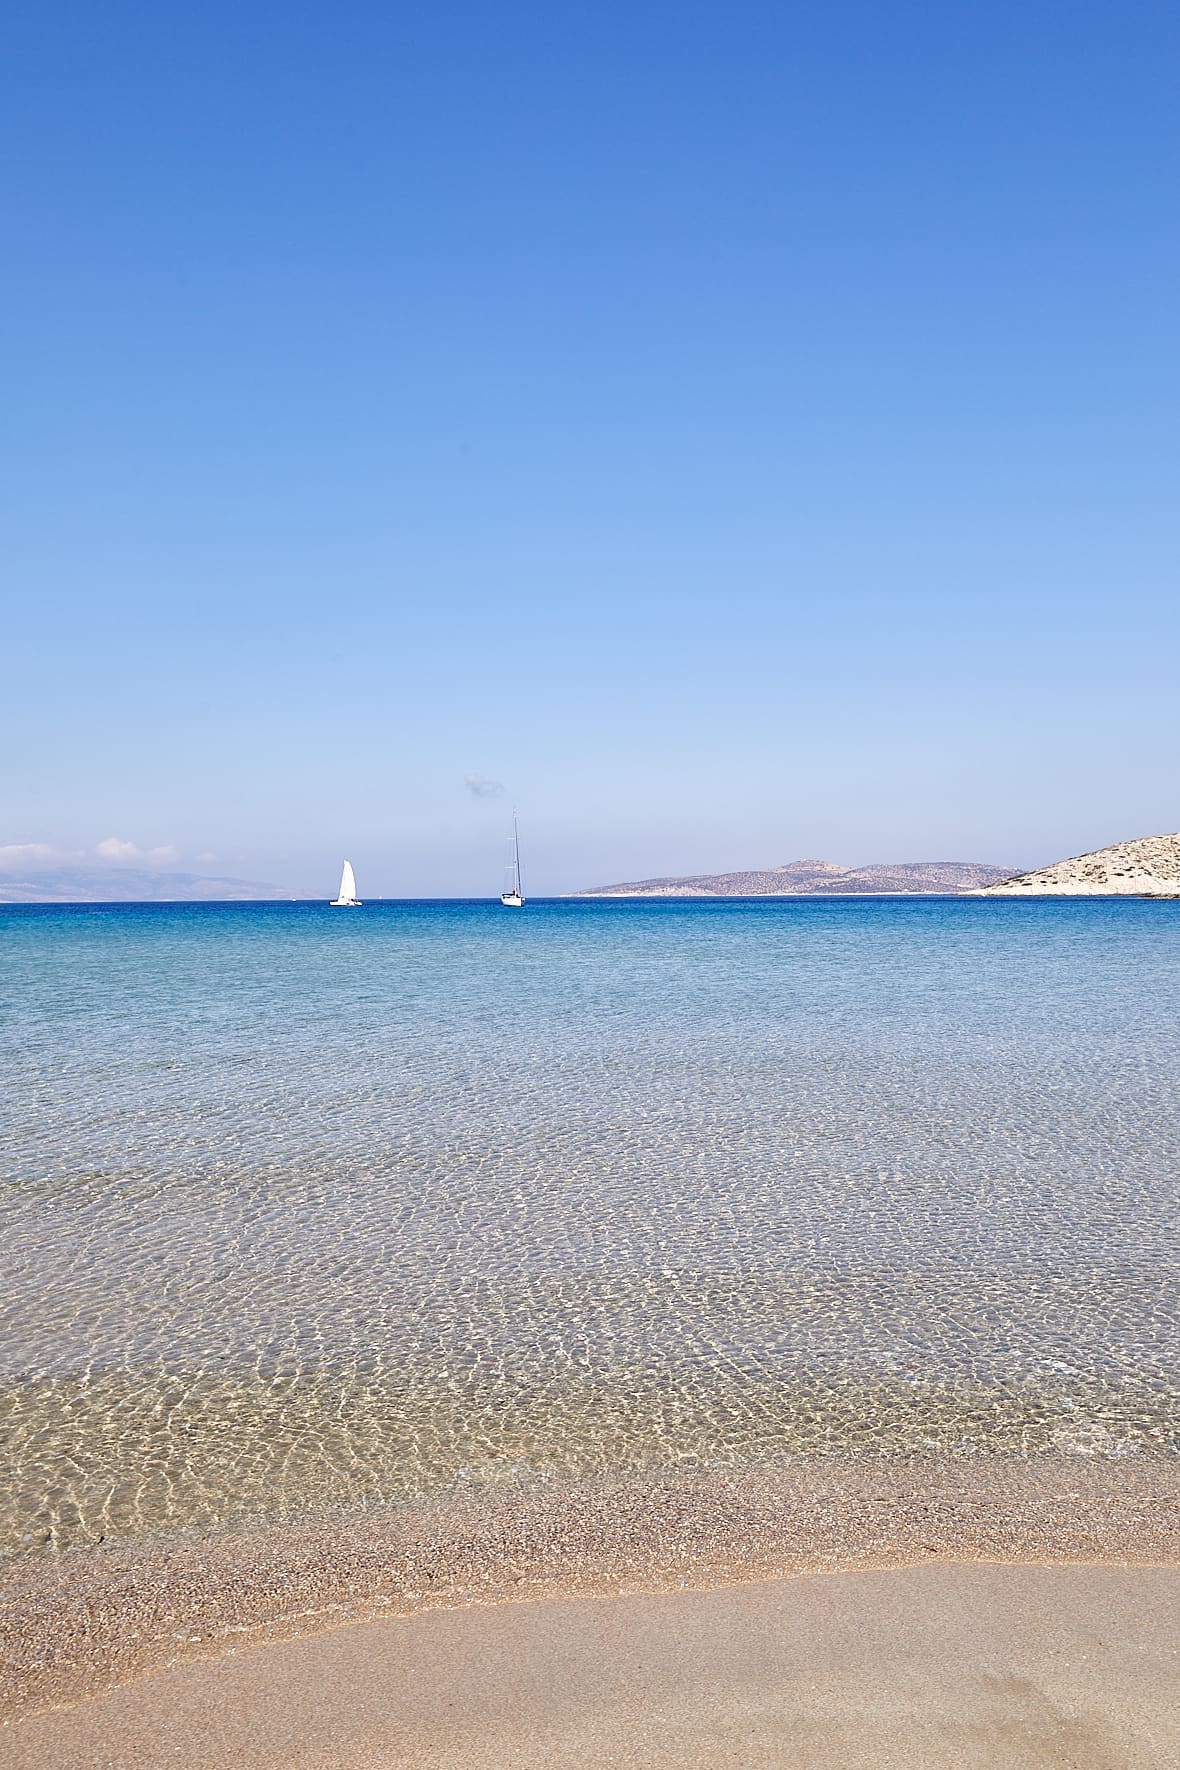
[2,896,1179,1560]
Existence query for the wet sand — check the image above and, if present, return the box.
[3,1456,1180,1754]
[3,1561,1179,1768]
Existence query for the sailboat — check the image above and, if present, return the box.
[330,859,363,907]
[500,814,525,907]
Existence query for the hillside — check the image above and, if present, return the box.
[577,858,1014,897]
[976,832,1180,896]
[0,866,279,904]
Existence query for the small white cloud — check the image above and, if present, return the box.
[195,850,218,864]
[96,837,140,862]
[95,837,179,867]
[464,773,504,799]
[0,842,60,874]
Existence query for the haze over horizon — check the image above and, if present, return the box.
[4,2,1178,897]
[2,829,1175,903]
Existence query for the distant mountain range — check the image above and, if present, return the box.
[0,866,279,904]
[975,831,1180,896]
[577,858,1015,897]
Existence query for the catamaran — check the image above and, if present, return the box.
[330,859,362,906]
[500,815,525,907]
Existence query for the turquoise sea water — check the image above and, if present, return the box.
[2,898,1178,1553]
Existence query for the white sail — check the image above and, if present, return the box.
[331,859,361,906]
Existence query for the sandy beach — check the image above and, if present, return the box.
[3,1456,1180,1765]
[5,904,1179,1764]
[3,1560,1178,1768]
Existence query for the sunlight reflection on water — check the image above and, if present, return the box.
[2,897,1178,1551]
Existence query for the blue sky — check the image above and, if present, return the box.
[3,1,1177,894]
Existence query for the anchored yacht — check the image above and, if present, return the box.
[500,816,525,907]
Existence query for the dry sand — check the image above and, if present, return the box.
[2,1561,1179,1769]
[4,1459,1179,1767]
[6,1458,1180,1720]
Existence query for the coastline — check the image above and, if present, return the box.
[5,1454,1180,1726]
[571,890,1180,898]
[5,1563,1180,1768]
[5,902,1179,1761]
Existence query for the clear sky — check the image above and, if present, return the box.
[3,1,1178,895]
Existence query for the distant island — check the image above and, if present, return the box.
[576,858,1015,897]
[974,831,1180,896]
[0,866,278,904]
[581,832,1180,899]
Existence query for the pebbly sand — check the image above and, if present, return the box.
[2,1562,1179,1768]
[2,1456,1180,1765]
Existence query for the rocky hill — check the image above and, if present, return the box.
[976,832,1180,896]
[578,858,1013,897]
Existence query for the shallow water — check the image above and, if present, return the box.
[2,897,1178,1552]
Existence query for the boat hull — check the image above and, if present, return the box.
[500,893,525,908]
